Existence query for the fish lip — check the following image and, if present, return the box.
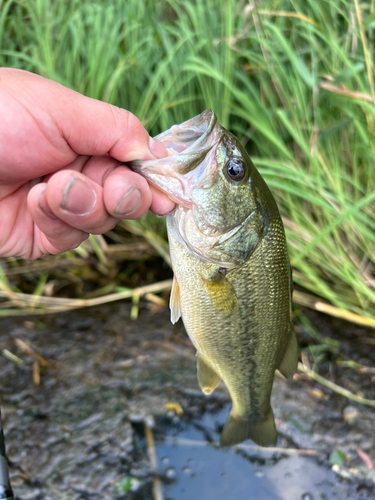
[128,109,222,203]
[154,108,218,155]
[153,181,194,208]
[180,108,217,154]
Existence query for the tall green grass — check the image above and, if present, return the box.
[0,0,374,324]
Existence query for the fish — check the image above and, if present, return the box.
[130,109,298,447]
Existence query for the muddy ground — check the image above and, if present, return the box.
[0,301,374,499]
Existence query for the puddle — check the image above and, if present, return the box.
[144,408,372,500]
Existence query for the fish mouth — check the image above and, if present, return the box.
[129,109,223,206]
[156,108,217,155]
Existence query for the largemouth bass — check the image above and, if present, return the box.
[131,109,298,446]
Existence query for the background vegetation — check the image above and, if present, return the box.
[0,0,374,339]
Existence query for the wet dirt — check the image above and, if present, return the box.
[0,302,374,499]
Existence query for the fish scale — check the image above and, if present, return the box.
[170,218,290,405]
[130,109,298,446]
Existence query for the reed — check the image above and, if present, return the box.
[0,0,373,331]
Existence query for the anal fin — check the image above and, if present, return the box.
[197,355,221,395]
[278,327,299,379]
[170,275,181,324]
[220,409,276,447]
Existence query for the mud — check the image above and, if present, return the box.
[0,302,374,499]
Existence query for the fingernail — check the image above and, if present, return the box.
[149,137,168,159]
[115,188,142,217]
[38,190,57,219]
[61,177,97,216]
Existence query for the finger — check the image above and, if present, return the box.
[83,157,175,217]
[27,183,89,255]
[55,96,168,161]
[102,166,153,219]
[80,155,124,185]
[43,154,119,185]
[59,101,168,162]
[57,156,154,219]
[149,186,176,216]
[42,155,91,183]
[43,170,119,234]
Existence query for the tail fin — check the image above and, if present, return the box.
[220,409,277,447]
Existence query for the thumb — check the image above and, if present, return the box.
[54,87,167,162]
[2,69,167,163]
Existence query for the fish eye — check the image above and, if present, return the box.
[224,157,245,182]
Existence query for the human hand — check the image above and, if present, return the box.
[0,68,174,259]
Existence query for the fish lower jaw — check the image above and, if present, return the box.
[139,175,194,208]
[161,188,194,208]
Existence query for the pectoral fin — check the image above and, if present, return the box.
[170,276,181,324]
[201,272,239,315]
[197,356,221,395]
[278,328,299,379]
